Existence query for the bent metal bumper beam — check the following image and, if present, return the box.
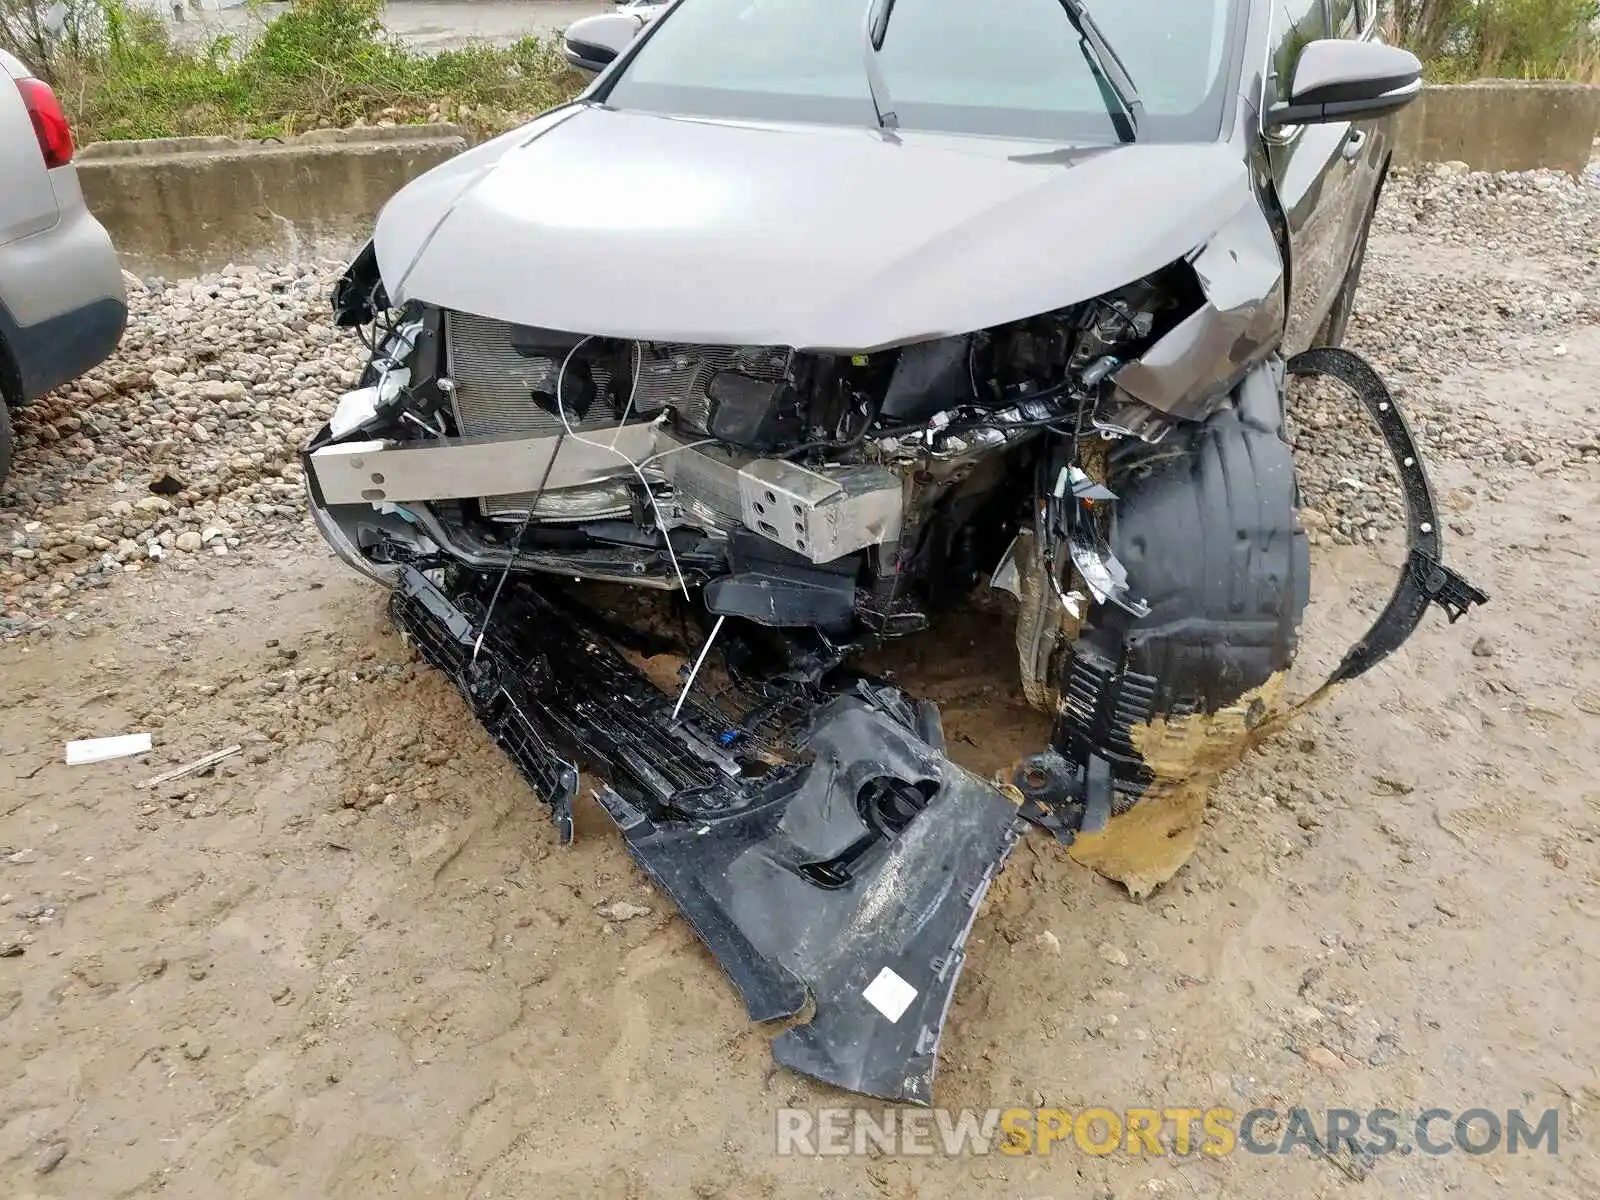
[305,427,903,565]
[388,565,1023,1104]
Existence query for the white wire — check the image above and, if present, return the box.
[555,336,692,601]
[636,435,718,470]
[671,613,726,722]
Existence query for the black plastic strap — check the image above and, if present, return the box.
[1285,348,1488,685]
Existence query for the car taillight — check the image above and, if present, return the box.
[16,77,73,169]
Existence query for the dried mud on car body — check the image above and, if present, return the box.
[1,173,1599,1197]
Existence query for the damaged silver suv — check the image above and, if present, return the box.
[303,0,1486,1104]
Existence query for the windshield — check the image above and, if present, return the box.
[601,0,1240,142]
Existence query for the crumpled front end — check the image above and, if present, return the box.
[304,197,1488,1100]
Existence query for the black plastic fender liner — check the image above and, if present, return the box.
[1043,350,1487,820]
[1103,359,1310,714]
[1048,360,1310,806]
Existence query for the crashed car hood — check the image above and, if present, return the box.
[375,105,1251,351]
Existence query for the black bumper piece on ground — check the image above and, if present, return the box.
[389,566,1023,1104]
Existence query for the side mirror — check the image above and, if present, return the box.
[1264,39,1423,129]
[562,10,647,78]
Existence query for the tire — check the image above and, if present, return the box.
[0,396,12,494]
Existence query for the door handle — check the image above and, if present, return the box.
[1342,129,1368,161]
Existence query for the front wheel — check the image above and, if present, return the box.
[0,396,13,494]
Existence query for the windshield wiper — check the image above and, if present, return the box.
[862,0,899,130]
[1055,0,1143,142]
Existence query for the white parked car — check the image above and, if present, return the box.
[0,50,125,490]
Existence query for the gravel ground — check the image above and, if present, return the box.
[1,160,1598,1198]
[1289,160,1600,547]
[2,265,363,637]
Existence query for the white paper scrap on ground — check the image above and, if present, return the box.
[65,734,153,766]
[862,966,918,1023]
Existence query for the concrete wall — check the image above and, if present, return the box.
[76,125,468,277]
[1392,82,1600,176]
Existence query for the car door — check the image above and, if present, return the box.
[1265,0,1364,355]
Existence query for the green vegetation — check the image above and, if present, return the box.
[1387,0,1599,82]
[0,0,584,143]
[0,0,1595,146]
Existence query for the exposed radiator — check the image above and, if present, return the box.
[629,342,791,432]
[445,309,622,439]
[444,310,790,521]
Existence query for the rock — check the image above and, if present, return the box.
[0,941,23,957]
[35,1142,68,1175]
[182,1037,209,1060]
[135,495,172,514]
[1036,929,1061,953]
[199,380,247,402]
[175,531,203,553]
[271,983,292,1004]
[597,900,652,922]
[1367,1034,1401,1067]
[1435,898,1461,918]
[1470,636,1495,658]
[1096,942,1129,967]
[1303,1045,1344,1072]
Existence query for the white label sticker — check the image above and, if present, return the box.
[862,966,918,1023]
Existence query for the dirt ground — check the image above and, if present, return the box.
[3,232,1599,1199]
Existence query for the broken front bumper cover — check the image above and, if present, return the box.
[390,566,1021,1104]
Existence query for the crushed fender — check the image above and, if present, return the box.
[1029,348,1488,893]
